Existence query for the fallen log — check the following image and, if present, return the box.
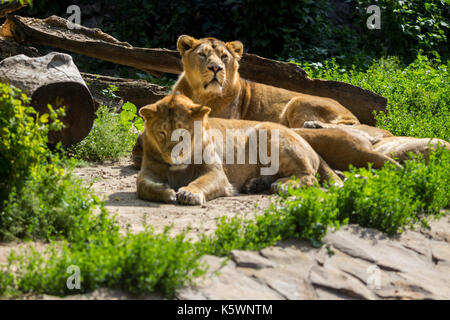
[0,51,94,145]
[0,35,167,110]
[81,73,168,110]
[3,14,387,125]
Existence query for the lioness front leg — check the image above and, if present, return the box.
[136,168,176,203]
[177,166,234,205]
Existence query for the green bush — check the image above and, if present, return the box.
[296,55,450,141]
[0,83,116,241]
[0,83,62,209]
[0,227,205,297]
[355,0,449,62]
[72,102,143,162]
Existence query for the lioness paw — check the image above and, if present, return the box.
[177,187,206,205]
[303,120,325,129]
[162,189,177,204]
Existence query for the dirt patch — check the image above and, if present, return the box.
[74,157,273,238]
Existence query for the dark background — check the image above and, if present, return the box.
[23,0,449,73]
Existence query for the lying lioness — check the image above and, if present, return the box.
[373,136,450,162]
[292,128,401,170]
[136,94,342,205]
[303,120,450,163]
[172,35,359,127]
[133,125,401,174]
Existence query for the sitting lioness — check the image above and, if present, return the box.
[172,35,359,127]
[136,94,342,205]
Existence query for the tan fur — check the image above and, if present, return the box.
[135,94,342,205]
[373,136,450,162]
[173,35,359,127]
[303,120,394,144]
[293,128,401,170]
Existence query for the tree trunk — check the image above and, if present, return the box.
[4,14,387,125]
[0,51,94,145]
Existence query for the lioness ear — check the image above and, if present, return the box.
[190,105,211,119]
[226,41,244,61]
[139,105,157,120]
[177,35,197,55]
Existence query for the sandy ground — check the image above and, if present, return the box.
[74,157,273,238]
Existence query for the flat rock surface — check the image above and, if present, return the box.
[178,222,450,300]
[1,158,448,300]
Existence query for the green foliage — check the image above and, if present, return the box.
[355,0,449,62]
[336,149,450,232]
[0,227,205,297]
[296,55,450,141]
[0,83,205,297]
[72,102,142,162]
[26,0,449,69]
[0,82,116,241]
[0,84,62,208]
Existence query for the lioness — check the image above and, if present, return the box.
[292,128,401,170]
[373,137,450,163]
[172,35,359,127]
[303,120,450,163]
[303,120,394,144]
[133,126,400,174]
[136,94,341,205]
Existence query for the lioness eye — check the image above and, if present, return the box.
[198,52,206,59]
[158,131,166,138]
[221,55,228,62]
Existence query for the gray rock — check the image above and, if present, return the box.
[324,225,430,272]
[421,216,450,242]
[309,265,376,300]
[177,255,284,300]
[230,250,276,269]
[430,241,450,263]
[398,230,432,261]
[248,268,317,300]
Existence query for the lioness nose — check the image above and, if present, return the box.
[208,64,222,74]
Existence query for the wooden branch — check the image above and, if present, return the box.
[0,0,31,18]
[5,14,387,125]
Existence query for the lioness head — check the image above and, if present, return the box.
[139,94,211,170]
[177,35,244,96]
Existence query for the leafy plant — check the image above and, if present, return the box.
[295,54,450,141]
[0,83,115,241]
[0,227,206,297]
[72,101,142,162]
[354,0,449,62]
